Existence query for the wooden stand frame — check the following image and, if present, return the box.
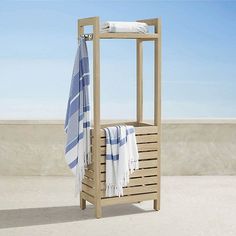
[78,16,161,218]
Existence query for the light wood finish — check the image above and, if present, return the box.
[137,18,160,26]
[92,159,158,173]
[101,176,158,189]
[77,16,102,218]
[101,167,158,181]
[78,17,161,218]
[91,125,158,137]
[92,17,102,219]
[136,39,143,123]
[136,17,162,211]
[82,183,95,196]
[84,167,159,181]
[99,33,158,39]
[80,197,86,210]
[98,142,157,154]
[78,19,85,210]
[101,184,157,197]
[100,151,158,164]
[102,193,158,206]
[83,176,94,187]
[81,191,95,204]
[94,134,158,146]
[154,18,161,211]
[83,124,160,216]
[78,16,99,27]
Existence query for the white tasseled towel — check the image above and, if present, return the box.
[104,125,139,197]
[100,21,148,34]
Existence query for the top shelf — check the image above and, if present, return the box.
[99,33,158,40]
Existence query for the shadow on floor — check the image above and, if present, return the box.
[0,204,154,228]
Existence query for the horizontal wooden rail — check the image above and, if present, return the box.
[99,33,158,39]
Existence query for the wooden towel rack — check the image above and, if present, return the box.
[78,16,161,218]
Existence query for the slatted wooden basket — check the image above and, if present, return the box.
[81,123,160,207]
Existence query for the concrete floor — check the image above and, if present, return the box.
[0,176,236,236]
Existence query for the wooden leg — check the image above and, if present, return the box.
[95,204,102,218]
[80,195,86,210]
[153,199,160,211]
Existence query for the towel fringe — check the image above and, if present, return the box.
[105,125,139,198]
[75,162,84,197]
[74,151,92,197]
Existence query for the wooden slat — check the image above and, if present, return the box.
[99,142,157,154]
[131,126,158,135]
[128,176,158,186]
[87,163,93,171]
[98,121,152,128]
[139,159,158,168]
[81,191,95,204]
[136,134,158,143]
[98,121,138,128]
[138,143,158,152]
[84,170,94,179]
[99,159,158,172]
[94,134,158,146]
[129,168,158,178]
[100,168,158,181]
[100,151,158,164]
[99,33,158,39]
[101,184,157,197]
[101,193,157,206]
[101,176,158,189]
[91,125,158,137]
[137,122,154,126]
[138,151,159,160]
[82,183,95,196]
[82,177,94,188]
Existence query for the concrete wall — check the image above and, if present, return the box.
[0,120,236,176]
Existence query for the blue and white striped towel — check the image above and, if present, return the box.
[64,37,91,195]
[104,125,139,197]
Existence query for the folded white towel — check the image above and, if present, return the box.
[104,125,139,197]
[100,21,148,34]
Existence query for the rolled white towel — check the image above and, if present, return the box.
[100,21,148,34]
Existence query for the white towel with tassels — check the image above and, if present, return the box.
[104,125,139,197]
[100,21,148,34]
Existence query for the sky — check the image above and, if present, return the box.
[0,0,236,120]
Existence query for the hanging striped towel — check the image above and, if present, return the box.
[104,125,139,197]
[64,37,91,196]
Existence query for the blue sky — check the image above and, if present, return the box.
[0,0,235,120]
